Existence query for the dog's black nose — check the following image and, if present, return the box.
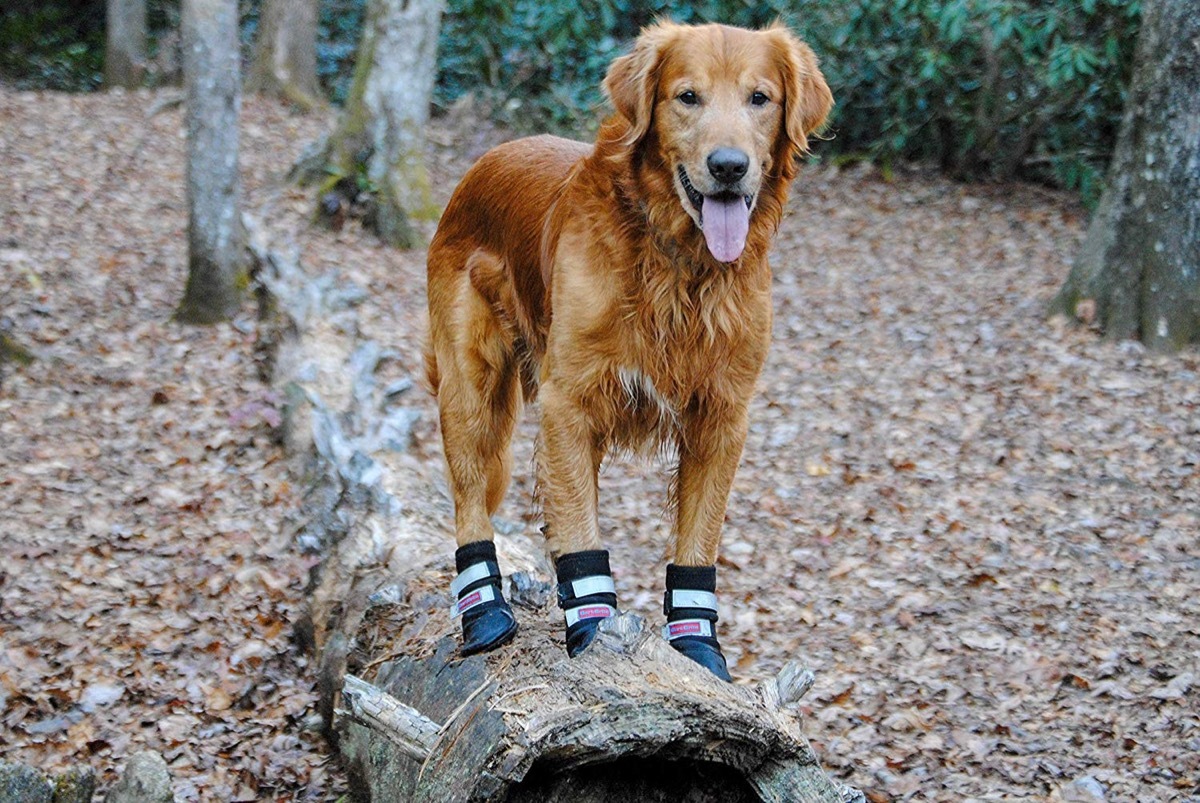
[707,148,749,184]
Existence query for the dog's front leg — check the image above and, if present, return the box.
[537,379,603,555]
[663,398,750,681]
[538,379,618,656]
[673,399,750,566]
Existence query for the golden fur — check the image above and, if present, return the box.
[426,22,832,565]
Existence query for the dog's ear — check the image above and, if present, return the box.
[604,24,675,147]
[770,27,833,175]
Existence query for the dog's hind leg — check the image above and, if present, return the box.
[433,250,522,547]
[429,248,522,654]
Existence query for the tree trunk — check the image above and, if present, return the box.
[247,225,862,803]
[247,0,324,110]
[302,0,444,248]
[177,0,247,325]
[1051,0,1200,351]
[104,0,147,89]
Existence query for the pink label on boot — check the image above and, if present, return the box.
[456,591,482,613]
[668,621,703,637]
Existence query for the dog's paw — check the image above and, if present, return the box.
[565,616,606,657]
[460,602,518,656]
[670,636,733,682]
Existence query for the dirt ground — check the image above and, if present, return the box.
[2,88,1197,802]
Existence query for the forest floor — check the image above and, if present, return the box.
[1,88,1197,802]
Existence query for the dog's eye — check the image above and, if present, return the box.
[677,90,699,106]
[750,91,770,107]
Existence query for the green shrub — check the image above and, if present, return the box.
[817,0,1140,200]
[0,4,105,91]
[314,0,366,103]
[435,0,1140,202]
[436,0,794,130]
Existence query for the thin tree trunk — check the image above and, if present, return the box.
[1052,0,1200,351]
[247,0,324,110]
[177,0,247,324]
[304,0,444,248]
[104,0,147,89]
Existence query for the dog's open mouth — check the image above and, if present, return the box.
[678,165,752,264]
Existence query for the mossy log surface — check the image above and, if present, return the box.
[1,332,35,366]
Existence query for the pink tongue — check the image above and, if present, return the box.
[701,196,750,263]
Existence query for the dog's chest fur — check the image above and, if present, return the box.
[595,253,766,449]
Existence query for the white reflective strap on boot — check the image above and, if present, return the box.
[566,575,616,599]
[451,584,497,617]
[668,589,718,612]
[450,560,499,596]
[663,618,714,640]
[564,604,616,627]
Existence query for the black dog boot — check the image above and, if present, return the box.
[556,549,618,657]
[452,540,518,656]
[663,564,732,682]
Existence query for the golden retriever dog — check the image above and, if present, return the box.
[426,21,832,679]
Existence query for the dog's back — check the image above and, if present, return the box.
[426,135,590,396]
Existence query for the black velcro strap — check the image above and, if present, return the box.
[666,563,716,591]
[455,540,498,572]
[665,563,719,623]
[453,541,504,600]
[556,549,616,610]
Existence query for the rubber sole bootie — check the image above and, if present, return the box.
[663,563,732,682]
[452,540,518,656]
[556,549,618,657]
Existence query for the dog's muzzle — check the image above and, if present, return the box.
[677,165,753,264]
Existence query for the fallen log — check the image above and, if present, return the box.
[335,610,854,802]
[250,217,861,802]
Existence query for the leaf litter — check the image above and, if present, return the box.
[3,87,1199,802]
[1,87,340,800]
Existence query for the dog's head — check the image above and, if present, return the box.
[604,22,832,263]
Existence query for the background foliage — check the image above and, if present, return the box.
[0,1,106,90]
[434,0,1140,202]
[0,0,1140,201]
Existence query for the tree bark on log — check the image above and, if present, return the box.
[247,0,324,110]
[334,618,852,802]
[250,222,861,803]
[177,0,247,324]
[1051,0,1200,351]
